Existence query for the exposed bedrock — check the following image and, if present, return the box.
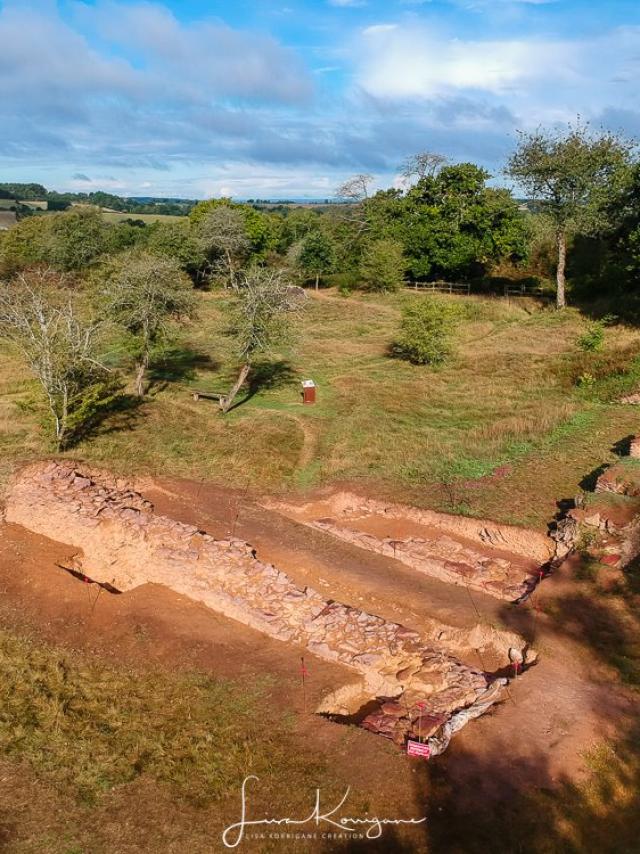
[4,461,533,753]
[264,491,553,602]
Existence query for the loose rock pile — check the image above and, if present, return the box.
[267,492,551,602]
[5,461,529,753]
[552,439,640,569]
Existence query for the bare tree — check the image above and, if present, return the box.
[335,174,374,203]
[197,206,251,287]
[221,267,305,413]
[94,251,197,396]
[401,151,448,184]
[0,268,108,448]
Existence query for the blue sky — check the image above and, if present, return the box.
[1,0,639,198]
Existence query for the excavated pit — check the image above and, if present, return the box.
[4,462,536,754]
[264,491,553,603]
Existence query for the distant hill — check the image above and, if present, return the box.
[0,184,197,216]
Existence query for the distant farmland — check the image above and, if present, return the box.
[100,211,184,224]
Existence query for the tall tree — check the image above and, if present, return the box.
[506,123,634,308]
[297,231,336,290]
[401,151,448,184]
[190,198,279,261]
[0,207,105,275]
[145,220,206,276]
[95,252,197,397]
[366,164,527,281]
[336,174,374,202]
[0,268,112,448]
[607,163,640,288]
[46,207,106,271]
[359,238,406,292]
[222,268,304,413]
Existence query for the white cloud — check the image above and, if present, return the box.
[73,0,313,104]
[328,0,366,7]
[1,1,639,195]
[357,24,579,99]
[363,24,399,35]
[355,23,640,128]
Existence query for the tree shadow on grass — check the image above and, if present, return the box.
[226,359,298,412]
[419,720,640,854]
[578,437,634,492]
[67,392,146,448]
[147,347,220,394]
[579,463,609,492]
[325,566,640,853]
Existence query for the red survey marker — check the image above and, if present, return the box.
[407,740,431,759]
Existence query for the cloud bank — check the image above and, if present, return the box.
[1,0,639,197]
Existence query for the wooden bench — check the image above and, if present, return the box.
[191,390,227,403]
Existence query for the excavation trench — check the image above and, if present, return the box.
[5,462,537,755]
[263,491,554,603]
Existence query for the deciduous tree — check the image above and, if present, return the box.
[297,231,336,290]
[0,268,113,448]
[359,238,406,292]
[401,151,448,184]
[197,207,251,286]
[506,122,634,308]
[222,267,304,413]
[95,252,197,397]
[336,174,374,202]
[366,164,527,282]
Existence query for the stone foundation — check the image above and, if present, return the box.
[4,462,533,753]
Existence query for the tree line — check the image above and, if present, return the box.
[1,121,639,448]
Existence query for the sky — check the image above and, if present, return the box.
[1,0,639,199]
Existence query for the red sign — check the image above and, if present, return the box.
[407,740,431,759]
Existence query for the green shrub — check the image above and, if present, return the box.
[577,321,606,352]
[392,297,461,365]
[359,238,406,292]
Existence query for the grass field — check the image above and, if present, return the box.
[100,211,185,224]
[0,623,371,852]
[2,289,640,527]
